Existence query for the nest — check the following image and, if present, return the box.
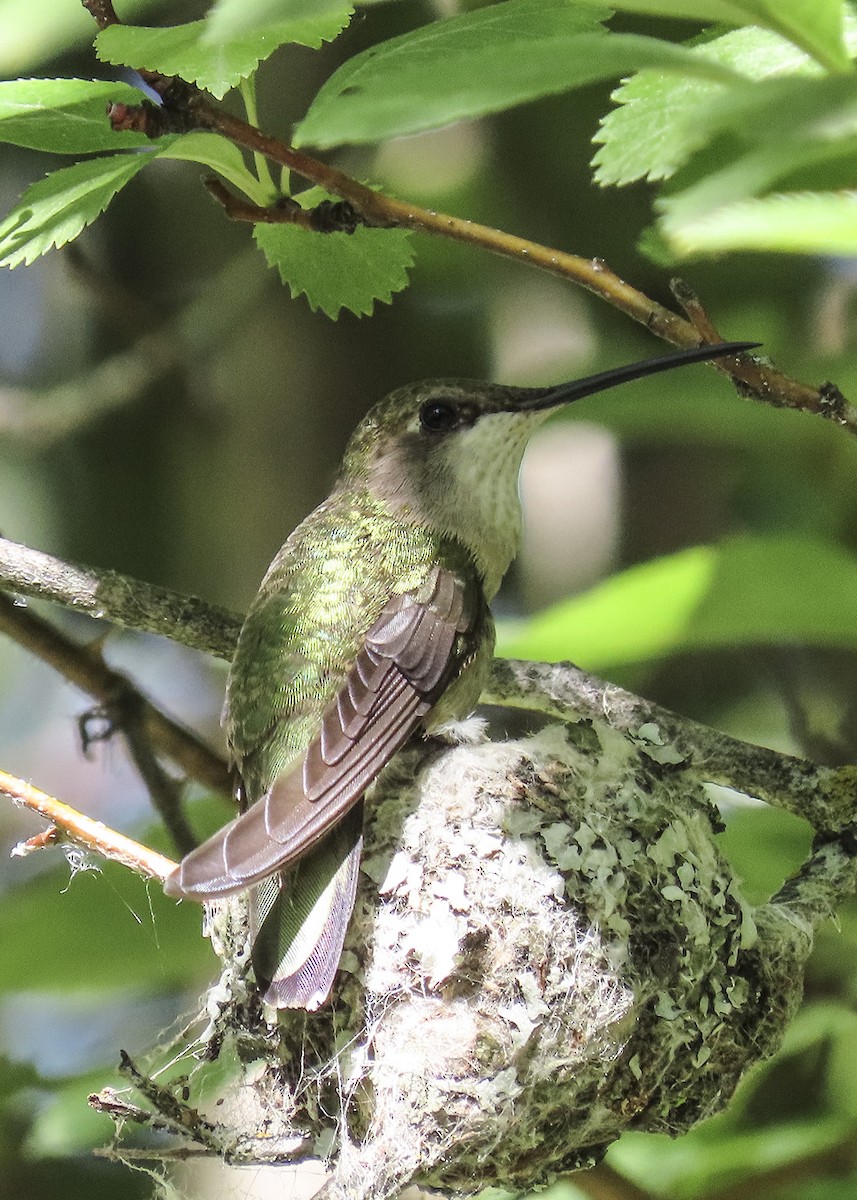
[180,715,813,1199]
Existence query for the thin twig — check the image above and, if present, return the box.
[204,177,358,232]
[16,825,61,853]
[2,769,178,880]
[93,1144,217,1162]
[0,331,176,442]
[78,1,856,435]
[168,112,857,430]
[762,649,852,767]
[204,177,316,227]
[0,591,230,798]
[118,705,198,855]
[117,1050,224,1146]
[671,278,853,425]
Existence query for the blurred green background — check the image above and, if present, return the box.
[3,3,857,1199]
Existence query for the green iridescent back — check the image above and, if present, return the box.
[224,487,482,801]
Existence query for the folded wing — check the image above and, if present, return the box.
[164,566,474,900]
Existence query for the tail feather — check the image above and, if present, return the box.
[252,805,364,1010]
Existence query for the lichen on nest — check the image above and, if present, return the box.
[197,715,813,1199]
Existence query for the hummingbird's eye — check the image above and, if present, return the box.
[419,399,459,433]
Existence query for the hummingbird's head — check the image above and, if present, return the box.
[340,378,554,596]
[339,341,758,597]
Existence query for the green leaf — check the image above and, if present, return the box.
[95,7,352,101]
[498,536,857,671]
[95,22,268,100]
[743,0,851,73]
[643,73,857,228]
[294,0,739,149]
[564,0,758,17]
[499,543,716,669]
[593,25,830,187]
[575,0,852,71]
[0,151,156,269]
[157,131,271,205]
[253,187,414,317]
[684,535,857,654]
[623,68,857,259]
[606,62,857,259]
[203,0,353,46]
[0,78,158,154]
[718,807,812,906]
[0,0,165,75]
[658,190,857,257]
[654,136,857,229]
[690,70,857,146]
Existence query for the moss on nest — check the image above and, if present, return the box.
[198,717,812,1198]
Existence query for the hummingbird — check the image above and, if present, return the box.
[165,339,757,1010]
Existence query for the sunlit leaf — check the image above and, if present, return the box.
[642,74,857,230]
[744,0,851,73]
[0,151,156,269]
[569,0,851,71]
[95,9,352,101]
[593,26,827,186]
[564,0,760,18]
[203,0,353,46]
[690,71,857,145]
[253,187,414,317]
[499,544,715,668]
[498,536,857,671]
[295,0,738,148]
[603,52,857,259]
[658,190,857,257]
[0,78,153,154]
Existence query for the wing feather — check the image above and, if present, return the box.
[164,565,478,902]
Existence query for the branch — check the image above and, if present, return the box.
[3,535,855,846]
[0,591,230,799]
[79,1,856,435]
[3,769,177,881]
[0,535,240,658]
[485,659,857,837]
[112,708,199,856]
[0,330,177,444]
[152,110,857,430]
[204,177,359,233]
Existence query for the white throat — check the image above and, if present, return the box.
[371,409,547,599]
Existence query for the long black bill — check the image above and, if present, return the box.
[519,340,760,411]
